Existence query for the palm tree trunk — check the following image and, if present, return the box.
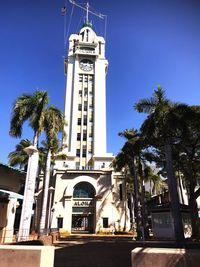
[164,141,185,247]
[18,149,39,241]
[131,157,141,240]
[39,149,52,235]
[123,175,127,232]
[189,182,199,239]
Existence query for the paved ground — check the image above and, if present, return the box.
[53,235,178,267]
[54,235,136,267]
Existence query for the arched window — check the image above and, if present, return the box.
[73,182,95,198]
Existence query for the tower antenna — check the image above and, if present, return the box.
[69,0,105,21]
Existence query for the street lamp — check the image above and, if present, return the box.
[17,145,39,241]
[47,186,55,234]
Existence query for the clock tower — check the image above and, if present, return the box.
[51,2,130,234]
[63,23,113,169]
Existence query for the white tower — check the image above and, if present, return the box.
[51,2,130,234]
[63,12,113,170]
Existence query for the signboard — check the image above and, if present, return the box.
[73,200,94,207]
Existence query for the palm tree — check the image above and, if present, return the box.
[113,129,146,239]
[39,106,65,234]
[10,90,49,241]
[134,86,185,246]
[10,91,49,146]
[8,139,32,171]
[172,106,200,238]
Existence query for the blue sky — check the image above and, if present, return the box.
[0,0,200,165]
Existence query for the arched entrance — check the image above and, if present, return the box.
[71,182,96,233]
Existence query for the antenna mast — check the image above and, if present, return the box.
[69,0,105,21]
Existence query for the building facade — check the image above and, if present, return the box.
[51,23,130,234]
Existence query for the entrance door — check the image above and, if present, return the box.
[72,214,93,233]
[72,182,96,233]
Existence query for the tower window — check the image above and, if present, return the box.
[102,218,108,228]
[83,115,87,125]
[84,101,87,111]
[78,104,82,111]
[82,145,86,157]
[119,184,123,201]
[86,29,89,42]
[99,42,102,55]
[76,149,80,157]
[84,88,87,96]
[89,75,93,82]
[79,75,83,82]
[83,130,87,141]
[84,76,88,82]
[77,118,81,125]
[79,90,82,96]
[77,133,81,141]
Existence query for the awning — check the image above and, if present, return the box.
[0,189,24,200]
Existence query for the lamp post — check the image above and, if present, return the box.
[17,145,39,241]
[47,186,55,234]
[34,191,40,232]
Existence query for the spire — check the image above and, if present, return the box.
[82,2,92,28]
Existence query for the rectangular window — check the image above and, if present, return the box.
[82,149,86,158]
[84,76,88,82]
[119,184,123,201]
[99,42,102,55]
[79,75,83,82]
[57,217,63,228]
[102,217,108,228]
[83,115,87,125]
[79,90,82,96]
[77,118,81,125]
[76,149,80,157]
[78,103,82,110]
[84,88,87,96]
[83,130,87,141]
[89,75,93,82]
[77,133,81,141]
[84,101,87,111]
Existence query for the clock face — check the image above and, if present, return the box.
[79,59,93,71]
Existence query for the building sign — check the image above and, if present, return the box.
[73,200,94,207]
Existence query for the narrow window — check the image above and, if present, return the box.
[102,218,108,228]
[57,217,63,228]
[82,145,86,157]
[99,42,102,55]
[86,29,89,42]
[83,115,87,125]
[76,149,80,157]
[83,130,87,141]
[78,104,82,111]
[84,101,87,111]
[77,133,81,141]
[119,184,123,201]
[77,118,81,125]
[79,75,83,82]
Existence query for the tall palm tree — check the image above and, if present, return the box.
[10,90,49,240]
[10,91,49,146]
[134,86,185,246]
[8,139,32,171]
[39,106,65,234]
[113,129,145,239]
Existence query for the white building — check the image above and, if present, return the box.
[51,17,130,234]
